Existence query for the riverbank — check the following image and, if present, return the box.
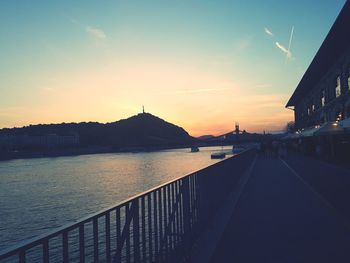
[0,144,198,161]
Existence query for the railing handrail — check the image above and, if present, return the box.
[0,148,252,259]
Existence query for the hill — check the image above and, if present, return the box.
[0,113,194,149]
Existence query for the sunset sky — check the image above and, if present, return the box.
[0,1,346,136]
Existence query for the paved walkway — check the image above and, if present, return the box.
[211,155,350,263]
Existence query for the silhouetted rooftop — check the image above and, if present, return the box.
[286,1,350,107]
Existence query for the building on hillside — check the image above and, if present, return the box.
[0,133,80,151]
[286,1,350,130]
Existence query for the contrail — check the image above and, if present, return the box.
[286,26,294,62]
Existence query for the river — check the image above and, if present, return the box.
[0,146,232,251]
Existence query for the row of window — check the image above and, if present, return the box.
[299,108,350,129]
[303,73,350,117]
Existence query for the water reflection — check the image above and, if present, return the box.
[0,146,232,250]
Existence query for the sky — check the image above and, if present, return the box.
[0,0,346,136]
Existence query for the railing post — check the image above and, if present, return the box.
[79,224,85,263]
[147,194,153,262]
[93,218,98,263]
[141,196,146,261]
[105,213,111,263]
[126,204,131,263]
[182,177,191,257]
[163,185,168,258]
[158,189,163,261]
[43,239,49,263]
[153,191,159,261]
[63,231,69,262]
[133,199,141,262]
[116,207,121,263]
[19,250,25,263]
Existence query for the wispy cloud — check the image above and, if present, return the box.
[264,27,274,37]
[70,18,80,25]
[275,42,292,59]
[233,36,253,52]
[173,87,233,94]
[286,26,294,62]
[85,26,106,40]
[252,84,272,89]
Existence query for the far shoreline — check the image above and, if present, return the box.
[0,143,236,162]
[0,145,187,162]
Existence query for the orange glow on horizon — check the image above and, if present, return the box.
[0,60,293,135]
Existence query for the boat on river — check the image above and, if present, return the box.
[211,152,226,159]
[191,147,199,152]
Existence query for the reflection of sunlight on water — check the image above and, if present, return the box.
[0,146,232,250]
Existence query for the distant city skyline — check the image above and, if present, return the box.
[0,0,346,136]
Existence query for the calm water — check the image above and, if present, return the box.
[0,146,232,251]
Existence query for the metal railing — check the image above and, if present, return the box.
[0,149,256,263]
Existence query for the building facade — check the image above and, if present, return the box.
[286,2,350,130]
[0,133,80,151]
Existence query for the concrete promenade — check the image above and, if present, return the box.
[211,154,350,263]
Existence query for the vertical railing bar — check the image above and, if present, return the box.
[195,174,200,227]
[191,175,195,226]
[158,188,163,260]
[191,174,196,226]
[171,183,176,250]
[79,224,85,263]
[106,213,111,263]
[43,239,49,263]
[116,207,121,263]
[176,181,180,245]
[171,182,178,247]
[93,218,99,263]
[194,174,198,231]
[141,196,146,261]
[163,185,168,258]
[193,175,198,225]
[19,250,25,263]
[133,200,141,262]
[63,231,69,262]
[148,194,153,262]
[153,191,159,261]
[176,181,181,245]
[126,204,131,263]
[189,176,192,213]
[179,180,184,239]
[183,177,191,255]
[167,184,172,252]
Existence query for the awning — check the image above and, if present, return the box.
[299,126,322,137]
[314,122,345,136]
[339,118,350,128]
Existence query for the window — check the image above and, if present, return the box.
[336,76,341,97]
[321,90,325,106]
[312,104,315,112]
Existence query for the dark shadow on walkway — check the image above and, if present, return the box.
[211,156,350,263]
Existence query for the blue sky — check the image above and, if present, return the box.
[0,0,346,135]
